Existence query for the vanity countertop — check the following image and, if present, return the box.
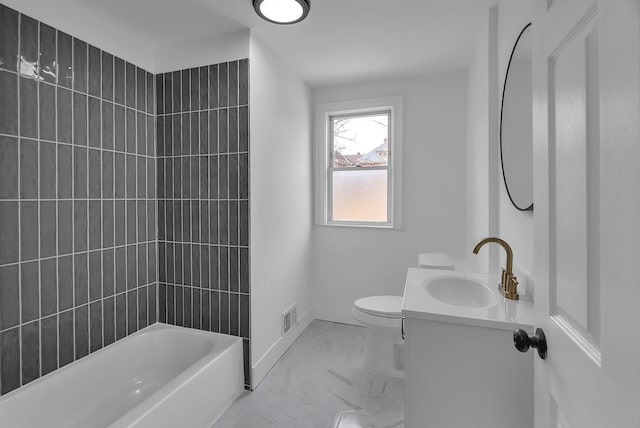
[402,268,535,331]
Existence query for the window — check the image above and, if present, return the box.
[316,97,403,228]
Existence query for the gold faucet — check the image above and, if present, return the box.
[473,237,519,300]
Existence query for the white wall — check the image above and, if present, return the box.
[248,36,314,387]
[313,73,468,324]
[496,0,536,285]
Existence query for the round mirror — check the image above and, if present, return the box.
[500,23,533,211]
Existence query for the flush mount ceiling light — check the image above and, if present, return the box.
[253,0,310,25]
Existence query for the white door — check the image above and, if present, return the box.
[532,0,640,426]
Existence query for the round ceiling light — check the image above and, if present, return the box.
[253,0,310,25]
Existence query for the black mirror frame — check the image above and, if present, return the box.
[500,22,534,212]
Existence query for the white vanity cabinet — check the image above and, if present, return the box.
[402,268,535,428]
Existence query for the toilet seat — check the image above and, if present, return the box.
[354,296,402,318]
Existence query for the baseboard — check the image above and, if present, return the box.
[313,305,362,327]
[251,308,314,389]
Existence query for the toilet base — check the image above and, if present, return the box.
[362,326,404,378]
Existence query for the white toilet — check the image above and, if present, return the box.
[352,252,455,378]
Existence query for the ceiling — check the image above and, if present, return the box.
[13,0,493,87]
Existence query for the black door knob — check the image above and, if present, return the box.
[513,328,547,359]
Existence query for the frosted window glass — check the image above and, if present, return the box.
[332,170,387,222]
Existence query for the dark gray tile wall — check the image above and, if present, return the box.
[156,59,250,387]
[0,5,157,395]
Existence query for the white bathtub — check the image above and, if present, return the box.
[0,323,244,427]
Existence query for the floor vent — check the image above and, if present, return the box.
[282,304,298,335]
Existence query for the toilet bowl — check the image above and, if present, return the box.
[352,252,455,378]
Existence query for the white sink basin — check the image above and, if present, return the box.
[425,276,499,308]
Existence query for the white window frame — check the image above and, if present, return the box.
[315,96,403,228]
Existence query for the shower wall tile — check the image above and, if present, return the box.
[157,58,250,387]
[0,6,157,397]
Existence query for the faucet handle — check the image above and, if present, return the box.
[504,273,519,300]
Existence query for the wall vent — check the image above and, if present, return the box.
[281,303,298,335]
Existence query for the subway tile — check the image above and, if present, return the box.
[240,294,249,338]
[89,301,102,353]
[200,201,209,245]
[148,242,157,283]
[138,286,148,329]
[218,62,228,107]
[137,111,146,155]
[156,73,164,115]
[184,287,192,328]
[88,96,101,148]
[165,203,174,241]
[103,296,115,346]
[126,244,136,290]
[115,246,126,294]
[126,108,136,154]
[199,66,209,108]
[126,200,136,245]
[73,199,88,252]
[183,244,192,286]
[164,115,173,156]
[21,261,39,323]
[229,246,239,292]
[20,201,38,261]
[0,264,19,330]
[88,45,101,97]
[39,140,56,199]
[73,92,88,146]
[191,201,200,243]
[229,107,238,153]
[219,291,229,334]
[114,153,125,198]
[0,5,18,72]
[55,87,72,144]
[209,64,218,109]
[190,68,199,111]
[180,201,189,244]
[125,62,135,108]
[174,243,183,286]
[102,101,114,150]
[126,154,136,199]
[137,243,147,287]
[115,293,126,340]
[102,52,113,101]
[229,61,238,107]
[200,246,210,289]
[114,105,125,151]
[73,146,87,198]
[175,285,183,326]
[137,156,146,199]
[41,315,58,375]
[102,248,115,298]
[166,284,175,324]
[21,321,41,386]
[57,32,72,88]
[20,77,38,138]
[192,287,201,330]
[219,155,228,200]
[0,71,18,135]
[75,305,89,359]
[230,293,239,336]
[147,158,156,200]
[240,200,249,247]
[89,250,101,301]
[210,201,219,245]
[19,14,38,78]
[137,68,145,112]
[173,71,181,114]
[209,156,219,200]
[89,200,101,250]
[127,290,137,334]
[209,110,218,154]
[102,200,114,248]
[219,246,229,291]
[40,201,57,258]
[0,136,18,199]
[137,200,147,243]
[219,200,228,245]
[58,309,74,367]
[179,70,188,113]
[190,157,198,199]
[218,109,228,153]
[0,327,20,394]
[114,57,125,105]
[199,111,209,155]
[211,290,220,332]
[57,144,73,199]
[239,106,249,152]
[190,112,199,155]
[201,289,210,331]
[158,243,166,283]
[102,151,114,199]
[199,157,209,200]
[39,82,56,141]
[157,200,165,241]
[210,246,219,290]
[192,245,201,287]
[173,114,183,156]
[146,72,154,115]
[74,252,88,306]
[89,148,101,199]
[158,283,166,323]
[229,154,238,199]
[163,73,172,114]
[239,247,249,293]
[239,153,248,199]
[239,59,248,105]
[73,38,87,93]
[0,201,19,264]
[57,255,73,311]
[57,200,73,255]
[20,138,38,198]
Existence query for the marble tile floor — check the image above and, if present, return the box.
[212,320,404,428]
